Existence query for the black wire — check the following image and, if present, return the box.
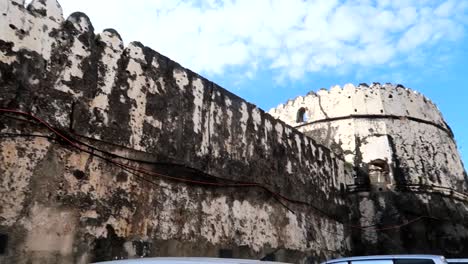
[0,131,301,215]
[2,114,457,231]
[0,131,454,231]
[1,113,258,185]
[1,113,329,216]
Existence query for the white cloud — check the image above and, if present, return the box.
[56,0,467,79]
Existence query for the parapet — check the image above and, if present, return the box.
[268,83,449,133]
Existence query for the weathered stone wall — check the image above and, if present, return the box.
[269,83,468,256]
[0,0,352,263]
[268,83,466,192]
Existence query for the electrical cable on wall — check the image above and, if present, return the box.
[0,108,455,232]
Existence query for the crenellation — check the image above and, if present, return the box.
[89,29,125,125]
[27,0,63,22]
[269,83,450,131]
[10,0,25,5]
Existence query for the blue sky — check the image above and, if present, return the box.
[56,0,468,170]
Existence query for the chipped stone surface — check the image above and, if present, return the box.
[0,135,348,263]
[0,0,350,263]
[2,0,467,261]
[0,0,63,61]
[271,83,468,256]
[0,138,51,226]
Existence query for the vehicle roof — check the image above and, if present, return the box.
[323,255,445,263]
[92,257,291,264]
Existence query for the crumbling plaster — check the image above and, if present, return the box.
[2,0,468,262]
[0,0,351,263]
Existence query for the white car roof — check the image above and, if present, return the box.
[323,255,446,263]
[92,257,291,264]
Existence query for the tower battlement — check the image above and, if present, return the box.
[269,83,447,132]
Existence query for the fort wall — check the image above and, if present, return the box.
[2,0,468,262]
[0,0,351,263]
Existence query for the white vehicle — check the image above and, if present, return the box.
[92,257,291,264]
[447,260,468,264]
[321,255,448,264]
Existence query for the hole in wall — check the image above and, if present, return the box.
[73,170,86,180]
[296,107,308,123]
[219,249,233,258]
[261,253,277,261]
[0,233,8,254]
[116,172,128,182]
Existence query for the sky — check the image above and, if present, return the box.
[52,0,468,170]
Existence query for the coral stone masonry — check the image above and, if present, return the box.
[0,0,467,263]
[268,83,466,193]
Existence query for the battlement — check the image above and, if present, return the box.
[268,83,448,133]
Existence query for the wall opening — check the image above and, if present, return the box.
[218,249,233,258]
[368,159,390,191]
[261,253,276,261]
[0,233,8,254]
[296,107,308,123]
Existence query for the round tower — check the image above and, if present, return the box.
[269,83,466,193]
[269,83,468,255]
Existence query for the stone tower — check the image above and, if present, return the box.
[269,83,466,192]
[269,83,468,255]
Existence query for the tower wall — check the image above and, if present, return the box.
[270,83,468,255]
[269,83,466,193]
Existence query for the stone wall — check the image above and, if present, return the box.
[268,83,466,192]
[0,0,352,263]
[269,83,468,256]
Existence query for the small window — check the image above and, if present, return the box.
[296,107,308,123]
[368,159,390,186]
